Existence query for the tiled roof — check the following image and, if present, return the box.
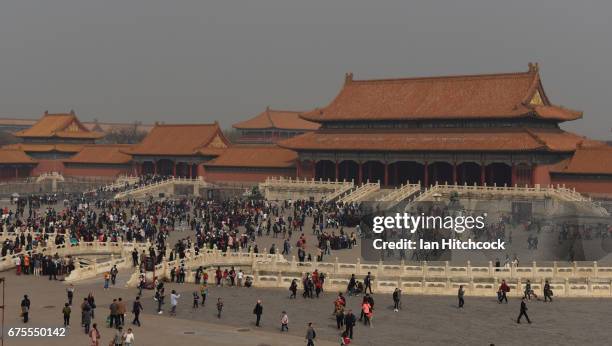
[128,123,230,156]
[64,145,133,164]
[301,64,582,123]
[0,149,36,164]
[3,143,85,153]
[233,108,320,131]
[14,111,104,139]
[278,127,584,152]
[551,144,612,175]
[204,145,296,168]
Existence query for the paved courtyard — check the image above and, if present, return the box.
[2,270,611,345]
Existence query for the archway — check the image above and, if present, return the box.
[315,160,336,181]
[157,159,175,176]
[457,162,481,185]
[486,163,512,186]
[390,161,425,186]
[428,162,454,185]
[338,160,359,183]
[362,161,384,184]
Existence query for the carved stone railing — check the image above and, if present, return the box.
[338,182,380,203]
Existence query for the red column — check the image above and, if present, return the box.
[423,162,429,187]
[172,162,177,177]
[530,164,536,186]
[384,162,389,186]
[452,162,457,184]
[335,161,339,181]
[393,163,398,185]
[193,164,197,178]
[511,163,517,186]
[480,163,486,185]
[296,160,301,178]
[14,167,18,179]
[153,161,158,175]
[358,162,363,185]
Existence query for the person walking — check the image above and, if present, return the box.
[280,311,289,332]
[109,299,119,328]
[89,323,101,346]
[200,283,208,307]
[82,298,92,334]
[253,300,263,327]
[110,265,119,286]
[192,291,200,309]
[67,284,75,306]
[364,272,373,294]
[392,288,401,312]
[124,328,135,346]
[113,326,124,346]
[543,280,553,302]
[117,298,126,326]
[20,295,30,323]
[344,309,355,339]
[523,280,532,300]
[498,279,510,304]
[62,303,71,327]
[132,296,143,327]
[458,285,465,308]
[104,272,111,290]
[516,297,531,324]
[305,322,316,346]
[216,297,223,318]
[170,290,180,316]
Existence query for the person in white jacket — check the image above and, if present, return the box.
[170,290,180,316]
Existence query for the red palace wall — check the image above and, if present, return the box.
[32,159,65,176]
[550,175,612,196]
[63,164,132,178]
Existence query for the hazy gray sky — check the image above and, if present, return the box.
[0,0,610,138]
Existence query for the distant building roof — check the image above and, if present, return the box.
[551,143,612,175]
[3,143,85,153]
[128,122,230,156]
[233,107,320,131]
[204,145,296,168]
[64,144,133,164]
[301,63,582,123]
[14,111,104,139]
[0,149,37,164]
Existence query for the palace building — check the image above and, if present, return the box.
[126,122,231,178]
[232,107,319,144]
[279,63,611,192]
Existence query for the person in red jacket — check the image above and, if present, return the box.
[498,279,510,304]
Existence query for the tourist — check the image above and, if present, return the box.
[110,265,119,286]
[82,298,92,334]
[335,302,345,329]
[67,284,75,305]
[253,299,263,327]
[341,331,352,345]
[216,297,223,318]
[544,280,553,302]
[364,272,373,294]
[280,310,289,332]
[20,294,30,323]
[305,322,316,346]
[113,326,124,346]
[124,328,135,346]
[104,272,111,289]
[516,297,532,324]
[458,285,465,308]
[132,296,143,327]
[344,309,355,339]
[498,279,509,304]
[237,269,244,287]
[200,283,208,306]
[89,323,101,346]
[170,290,180,316]
[156,288,165,314]
[392,288,401,312]
[289,279,298,299]
[109,299,119,328]
[192,291,200,309]
[524,280,532,300]
[62,303,71,327]
[118,297,126,326]
[87,292,96,318]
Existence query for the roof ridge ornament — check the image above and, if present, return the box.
[345,72,353,84]
[528,62,539,73]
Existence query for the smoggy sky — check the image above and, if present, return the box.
[0,0,610,138]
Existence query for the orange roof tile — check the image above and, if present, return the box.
[204,146,296,168]
[302,64,582,123]
[278,128,583,152]
[128,123,230,156]
[14,111,104,139]
[3,143,85,153]
[551,144,612,175]
[0,149,36,164]
[64,145,133,164]
[233,108,320,131]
